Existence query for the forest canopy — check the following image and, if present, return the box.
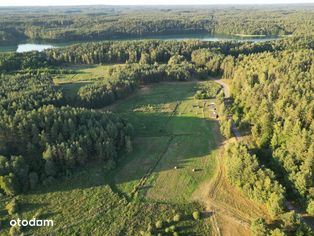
[0,5,314,45]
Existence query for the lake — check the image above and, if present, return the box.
[0,34,280,53]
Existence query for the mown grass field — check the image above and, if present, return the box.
[110,82,221,204]
[0,78,221,235]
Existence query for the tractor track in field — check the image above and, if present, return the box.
[205,143,251,236]
[210,77,314,233]
[130,135,174,199]
[130,101,181,199]
[204,78,253,235]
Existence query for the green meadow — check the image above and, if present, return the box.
[0,80,221,235]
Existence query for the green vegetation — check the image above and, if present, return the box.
[0,74,62,113]
[251,212,312,236]
[0,80,218,235]
[0,105,131,195]
[229,49,314,214]
[173,214,181,222]
[5,199,19,215]
[0,6,313,45]
[194,81,222,99]
[192,211,201,220]
[111,82,219,203]
[0,11,313,234]
[224,143,285,218]
[155,220,163,229]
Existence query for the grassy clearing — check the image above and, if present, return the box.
[109,82,220,204]
[58,81,91,100]
[0,80,218,235]
[54,64,125,85]
[53,64,126,100]
[0,161,209,235]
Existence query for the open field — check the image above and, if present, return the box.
[109,82,220,204]
[104,80,270,235]
[53,64,125,100]
[0,160,210,235]
[0,80,219,235]
[54,64,125,85]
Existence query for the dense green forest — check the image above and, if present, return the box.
[224,143,312,235]
[0,73,131,196]
[0,5,314,45]
[229,49,314,215]
[1,35,313,72]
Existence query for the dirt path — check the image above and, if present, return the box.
[201,140,258,236]
[211,78,314,232]
[198,78,270,236]
[129,100,181,199]
[210,78,230,98]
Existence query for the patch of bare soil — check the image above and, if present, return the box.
[193,137,269,236]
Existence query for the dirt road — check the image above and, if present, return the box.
[211,78,314,232]
[211,78,230,98]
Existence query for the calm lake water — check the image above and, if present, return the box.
[0,34,280,53]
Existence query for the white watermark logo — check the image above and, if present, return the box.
[10,218,54,227]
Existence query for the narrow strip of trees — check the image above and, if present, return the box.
[225,143,285,218]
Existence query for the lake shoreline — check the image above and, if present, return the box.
[0,33,281,53]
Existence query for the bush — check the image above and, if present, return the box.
[251,218,268,236]
[192,211,200,220]
[280,211,299,230]
[307,200,314,215]
[147,223,153,233]
[140,231,152,236]
[0,174,20,196]
[155,220,163,229]
[9,225,21,236]
[194,82,222,99]
[164,226,176,233]
[173,213,181,222]
[5,199,19,215]
[169,225,176,232]
[270,228,286,236]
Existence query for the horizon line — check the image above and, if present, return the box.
[1,3,314,7]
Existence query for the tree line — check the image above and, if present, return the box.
[229,49,314,215]
[0,6,313,45]
[225,143,285,218]
[76,58,207,108]
[1,36,313,73]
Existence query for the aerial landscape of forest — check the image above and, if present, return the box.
[0,2,313,236]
